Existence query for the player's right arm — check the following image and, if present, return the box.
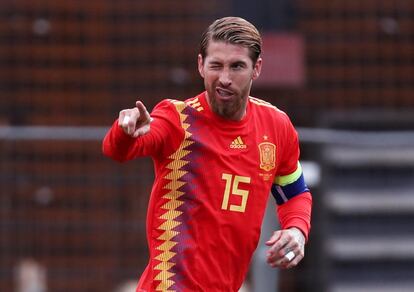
[102,100,184,162]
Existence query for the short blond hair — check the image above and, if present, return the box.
[199,16,262,64]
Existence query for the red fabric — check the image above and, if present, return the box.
[102,92,312,292]
[277,192,312,241]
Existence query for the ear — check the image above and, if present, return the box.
[198,54,205,78]
[252,57,262,80]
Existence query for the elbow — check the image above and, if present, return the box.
[102,142,128,163]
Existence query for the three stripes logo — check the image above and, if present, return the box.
[230,136,247,149]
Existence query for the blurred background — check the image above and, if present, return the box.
[1,0,413,291]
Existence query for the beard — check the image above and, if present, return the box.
[206,88,248,120]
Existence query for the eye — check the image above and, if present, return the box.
[208,62,222,70]
[232,62,246,70]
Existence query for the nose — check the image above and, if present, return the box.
[219,69,231,87]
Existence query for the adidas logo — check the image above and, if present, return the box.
[230,136,247,149]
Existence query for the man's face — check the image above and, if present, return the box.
[198,40,262,120]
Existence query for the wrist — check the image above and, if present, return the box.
[289,227,306,245]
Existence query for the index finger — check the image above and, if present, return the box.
[135,101,151,122]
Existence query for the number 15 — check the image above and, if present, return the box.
[221,173,251,213]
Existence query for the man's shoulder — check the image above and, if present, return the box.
[155,98,187,112]
[151,95,205,123]
[168,93,205,112]
[249,96,289,118]
[158,93,204,110]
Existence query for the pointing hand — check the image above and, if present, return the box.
[118,101,152,137]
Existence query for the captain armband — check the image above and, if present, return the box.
[271,162,309,205]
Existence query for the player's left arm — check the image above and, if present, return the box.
[266,117,312,269]
[266,184,312,269]
[272,162,312,241]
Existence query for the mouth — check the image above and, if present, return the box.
[216,88,234,101]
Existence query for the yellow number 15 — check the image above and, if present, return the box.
[221,173,251,213]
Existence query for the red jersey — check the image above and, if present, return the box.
[103,92,311,292]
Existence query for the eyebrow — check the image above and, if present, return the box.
[232,61,247,66]
[208,60,222,65]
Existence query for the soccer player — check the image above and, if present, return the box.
[103,16,312,292]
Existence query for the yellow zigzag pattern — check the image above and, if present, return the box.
[154,101,194,291]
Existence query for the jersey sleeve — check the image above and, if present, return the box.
[277,192,312,241]
[276,117,301,177]
[102,100,184,162]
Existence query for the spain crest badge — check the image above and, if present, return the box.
[258,142,276,171]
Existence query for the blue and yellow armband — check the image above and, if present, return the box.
[271,162,309,205]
